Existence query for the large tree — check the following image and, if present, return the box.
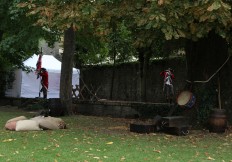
[0,0,56,96]
[103,0,232,100]
[132,0,232,79]
[18,0,232,104]
[91,0,167,101]
[18,0,102,115]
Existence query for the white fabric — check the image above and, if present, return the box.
[30,116,66,130]
[6,116,27,123]
[15,120,42,131]
[30,116,59,130]
[164,71,172,85]
[165,76,171,85]
[30,116,47,123]
[5,54,79,98]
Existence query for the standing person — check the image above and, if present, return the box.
[39,68,49,99]
[160,68,175,104]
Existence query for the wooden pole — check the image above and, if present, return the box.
[218,75,221,109]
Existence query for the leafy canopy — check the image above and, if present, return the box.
[133,0,232,41]
[16,0,232,65]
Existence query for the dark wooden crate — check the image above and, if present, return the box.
[161,116,190,136]
[163,126,189,136]
[162,116,189,127]
[130,123,155,134]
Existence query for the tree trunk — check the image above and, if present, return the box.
[0,30,3,42]
[109,22,117,100]
[109,45,116,100]
[60,26,75,115]
[138,48,151,102]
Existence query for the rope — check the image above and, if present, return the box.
[186,55,231,83]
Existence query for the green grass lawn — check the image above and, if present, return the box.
[0,105,231,162]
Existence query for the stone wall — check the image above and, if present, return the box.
[74,100,176,119]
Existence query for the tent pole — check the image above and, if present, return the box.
[39,76,41,98]
[39,47,42,98]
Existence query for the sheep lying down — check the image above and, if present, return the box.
[5,116,66,131]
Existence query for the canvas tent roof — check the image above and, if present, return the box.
[24,54,71,72]
[5,54,79,98]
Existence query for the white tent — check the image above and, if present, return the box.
[5,54,79,98]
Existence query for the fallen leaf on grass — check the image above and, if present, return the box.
[106,142,113,145]
[195,151,199,157]
[120,156,126,161]
[2,139,16,142]
[222,143,230,146]
[207,156,215,160]
[153,150,161,153]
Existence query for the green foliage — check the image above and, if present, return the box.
[195,84,218,126]
[0,0,59,97]
[0,69,14,97]
[107,21,136,63]
[0,0,58,67]
[134,0,232,41]
[74,27,109,66]
[19,0,232,65]
[74,21,136,66]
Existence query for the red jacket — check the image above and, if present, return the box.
[40,71,49,89]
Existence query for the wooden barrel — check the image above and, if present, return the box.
[208,109,227,133]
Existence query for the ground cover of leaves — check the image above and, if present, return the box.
[0,105,232,162]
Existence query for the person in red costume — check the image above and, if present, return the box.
[39,68,49,99]
[160,68,175,103]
